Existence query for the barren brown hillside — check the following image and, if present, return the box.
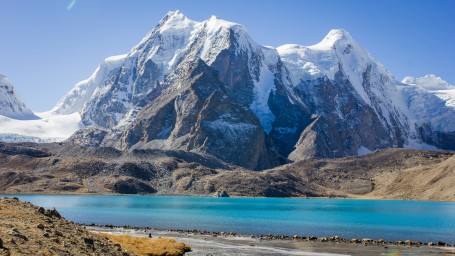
[0,142,454,201]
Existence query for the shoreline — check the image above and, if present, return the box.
[83,223,455,249]
[3,193,455,203]
[85,224,455,256]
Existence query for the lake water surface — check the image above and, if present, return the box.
[4,195,455,243]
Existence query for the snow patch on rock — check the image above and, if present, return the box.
[250,64,276,134]
[357,146,372,156]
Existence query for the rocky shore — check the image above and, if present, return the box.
[86,224,455,256]
[0,198,190,256]
[0,197,133,255]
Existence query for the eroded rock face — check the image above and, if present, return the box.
[288,72,401,159]
[187,91,273,170]
[67,127,108,147]
[113,57,279,170]
[417,124,455,151]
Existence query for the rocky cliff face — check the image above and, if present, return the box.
[0,74,37,120]
[57,12,455,170]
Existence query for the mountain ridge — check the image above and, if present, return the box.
[1,11,454,170]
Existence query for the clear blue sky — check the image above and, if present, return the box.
[1,0,454,111]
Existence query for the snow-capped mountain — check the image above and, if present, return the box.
[0,74,36,120]
[48,11,455,169]
[53,11,284,133]
[400,75,455,150]
[402,75,455,108]
[277,29,409,158]
[0,74,81,142]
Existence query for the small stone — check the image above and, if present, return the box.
[44,208,61,218]
[351,238,361,243]
[114,243,122,251]
[54,230,63,237]
[37,207,45,214]
[8,228,28,241]
[362,238,372,243]
[216,190,230,197]
[0,238,3,248]
[36,223,45,230]
[437,241,446,246]
[84,237,94,247]
[43,233,50,238]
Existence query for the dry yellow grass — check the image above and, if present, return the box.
[100,233,191,256]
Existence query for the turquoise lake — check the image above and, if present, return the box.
[4,195,455,243]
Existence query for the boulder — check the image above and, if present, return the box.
[216,190,230,197]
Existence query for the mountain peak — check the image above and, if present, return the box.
[402,74,453,90]
[324,29,353,43]
[205,15,244,32]
[309,29,355,51]
[163,10,187,21]
[0,74,37,120]
[158,10,194,33]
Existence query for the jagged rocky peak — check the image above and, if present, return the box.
[0,74,37,120]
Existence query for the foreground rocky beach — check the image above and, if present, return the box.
[87,225,455,256]
[0,198,189,256]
